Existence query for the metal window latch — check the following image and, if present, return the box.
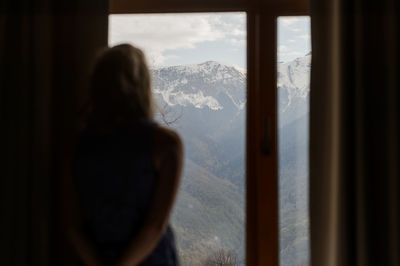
[261,117,271,156]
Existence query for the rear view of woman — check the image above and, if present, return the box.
[62,44,183,266]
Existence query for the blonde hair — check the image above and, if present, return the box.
[88,44,154,128]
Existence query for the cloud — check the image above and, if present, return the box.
[278,16,310,33]
[278,51,303,61]
[290,28,302,32]
[277,16,311,62]
[280,17,300,27]
[279,45,288,52]
[230,38,246,47]
[109,13,246,66]
[297,34,311,40]
[109,14,223,65]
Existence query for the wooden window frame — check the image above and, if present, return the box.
[109,1,309,265]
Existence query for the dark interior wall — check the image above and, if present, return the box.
[0,1,108,264]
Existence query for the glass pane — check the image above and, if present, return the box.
[110,13,247,265]
[277,16,311,266]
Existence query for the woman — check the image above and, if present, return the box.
[62,44,183,266]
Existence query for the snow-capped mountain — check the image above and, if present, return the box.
[278,54,311,98]
[278,54,311,127]
[152,61,246,112]
[151,55,311,128]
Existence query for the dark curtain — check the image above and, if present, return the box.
[0,1,53,265]
[310,0,400,265]
[0,1,108,265]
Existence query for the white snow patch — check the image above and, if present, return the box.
[154,89,223,110]
[277,54,311,99]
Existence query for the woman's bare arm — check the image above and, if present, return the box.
[115,126,183,266]
[60,149,104,266]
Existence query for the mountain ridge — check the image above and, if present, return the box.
[152,56,310,127]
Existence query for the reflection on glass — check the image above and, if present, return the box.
[277,16,311,266]
[110,13,247,265]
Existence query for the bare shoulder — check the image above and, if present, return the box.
[153,125,183,153]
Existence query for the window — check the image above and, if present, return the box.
[109,1,310,265]
[109,13,247,265]
[277,16,311,266]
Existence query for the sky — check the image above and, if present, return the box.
[277,16,311,63]
[109,13,310,69]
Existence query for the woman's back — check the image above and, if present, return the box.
[73,119,178,265]
[65,44,182,266]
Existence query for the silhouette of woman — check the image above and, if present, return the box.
[62,44,183,266]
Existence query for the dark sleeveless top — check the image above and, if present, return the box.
[73,119,179,266]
